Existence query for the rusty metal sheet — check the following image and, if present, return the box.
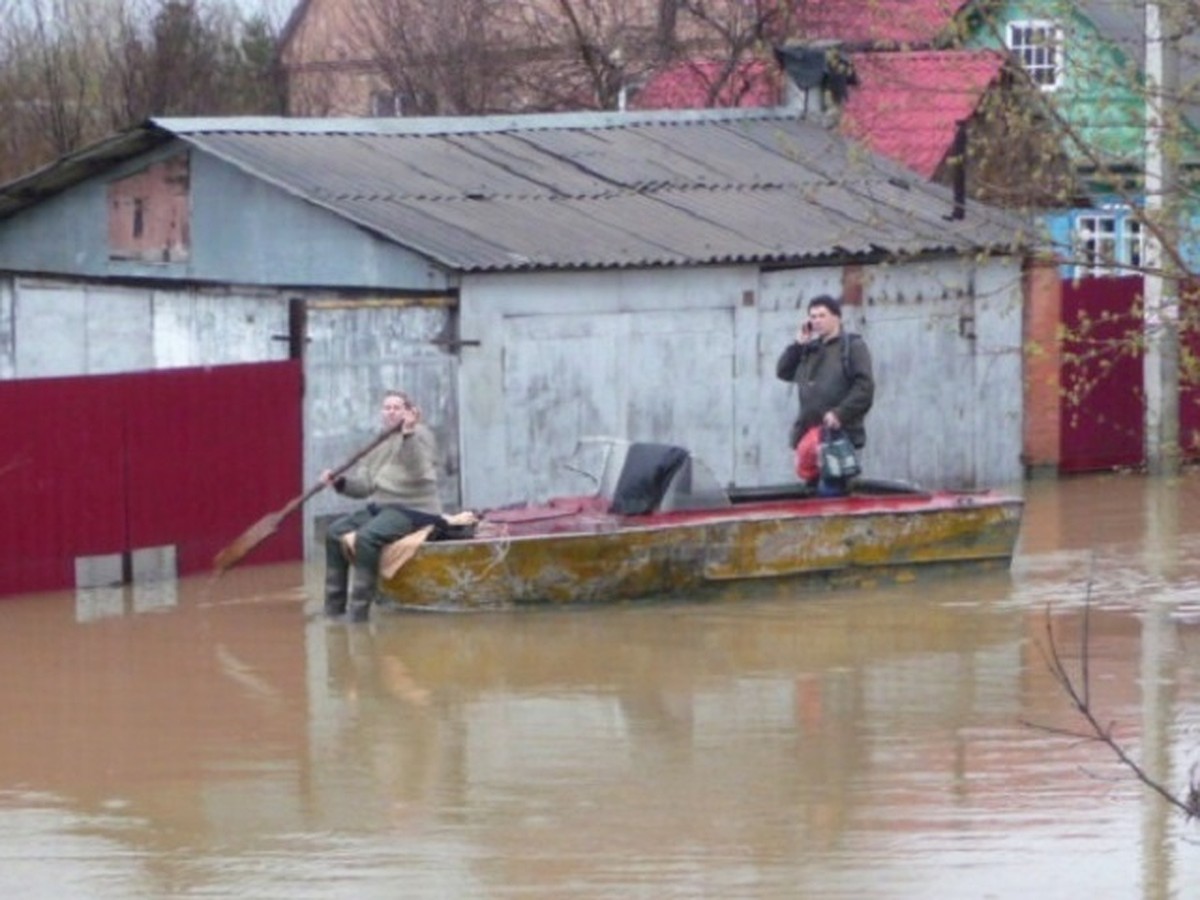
[704,503,1023,580]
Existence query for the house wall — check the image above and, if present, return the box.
[966,3,1200,286]
[280,0,380,116]
[303,295,461,536]
[279,0,730,117]
[0,278,13,379]
[0,275,292,379]
[0,145,451,293]
[964,0,1144,164]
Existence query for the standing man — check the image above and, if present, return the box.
[776,295,874,496]
[321,390,444,622]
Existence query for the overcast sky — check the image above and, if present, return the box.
[6,0,294,24]
[240,0,291,23]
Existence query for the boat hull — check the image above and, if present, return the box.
[379,492,1023,611]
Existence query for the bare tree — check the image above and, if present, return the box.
[508,0,794,111]
[514,0,661,110]
[349,0,514,115]
[1028,596,1200,822]
[670,0,796,107]
[279,0,817,115]
[9,0,105,157]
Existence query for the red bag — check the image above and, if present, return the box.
[793,426,821,482]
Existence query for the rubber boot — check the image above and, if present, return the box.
[323,567,348,617]
[346,567,376,623]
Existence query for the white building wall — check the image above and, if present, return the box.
[461,255,1025,510]
[5,277,290,378]
[759,256,1025,490]
[750,266,849,486]
[458,266,758,508]
[969,258,1025,486]
[0,277,17,379]
[303,298,460,536]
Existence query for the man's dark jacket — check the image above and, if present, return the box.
[776,332,874,448]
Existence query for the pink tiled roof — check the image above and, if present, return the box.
[839,51,1006,178]
[632,59,779,111]
[794,0,968,46]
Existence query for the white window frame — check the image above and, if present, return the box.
[1124,218,1144,271]
[1073,212,1143,277]
[1007,19,1062,91]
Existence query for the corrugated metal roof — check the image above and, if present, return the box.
[0,107,1029,273]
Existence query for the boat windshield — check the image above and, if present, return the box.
[564,438,732,514]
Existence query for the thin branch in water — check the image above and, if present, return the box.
[1029,586,1200,821]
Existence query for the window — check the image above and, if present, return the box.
[1074,213,1143,277]
[1125,218,1143,270]
[1008,20,1062,90]
[107,154,190,263]
[370,89,403,117]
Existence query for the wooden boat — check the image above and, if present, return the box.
[379,439,1023,611]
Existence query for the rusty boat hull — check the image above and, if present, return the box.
[379,486,1024,611]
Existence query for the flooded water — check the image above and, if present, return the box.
[3,474,1200,898]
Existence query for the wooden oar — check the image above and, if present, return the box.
[212,423,404,575]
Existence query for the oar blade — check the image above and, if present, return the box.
[211,423,401,577]
[212,510,284,575]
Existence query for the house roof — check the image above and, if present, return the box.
[793,0,968,47]
[0,108,1028,274]
[840,50,1009,178]
[633,49,1008,182]
[276,0,315,60]
[631,60,779,111]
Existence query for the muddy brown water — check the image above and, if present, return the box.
[3,474,1200,898]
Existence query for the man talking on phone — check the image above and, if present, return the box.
[775,295,874,496]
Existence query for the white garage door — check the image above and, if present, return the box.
[502,308,734,503]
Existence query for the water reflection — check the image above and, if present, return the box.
[2,474,1200,897]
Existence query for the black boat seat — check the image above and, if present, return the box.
[609,443,690,515]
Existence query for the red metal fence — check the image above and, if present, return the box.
[0,362,302,597]
[1060,276,1200,473]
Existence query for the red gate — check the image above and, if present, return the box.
[0,362,302,597]
[1061,276,1200,472]
[1060,277,1144,472]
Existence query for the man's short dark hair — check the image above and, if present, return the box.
[807,295,842,318]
